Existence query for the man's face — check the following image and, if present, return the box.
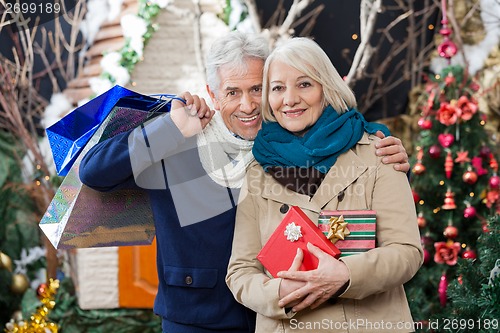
[207,58,264,141]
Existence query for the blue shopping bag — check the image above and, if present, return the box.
[46,85,179,176]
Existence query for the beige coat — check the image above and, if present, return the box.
[226,133,423,333]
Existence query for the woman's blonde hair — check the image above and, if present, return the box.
[262,37,357,122]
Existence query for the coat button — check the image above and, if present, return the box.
[185,276,193,285]
[280,204,289,214]
[338,190,345,202]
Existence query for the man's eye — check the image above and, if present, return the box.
[226,91,236,97]
[251,87,262,95]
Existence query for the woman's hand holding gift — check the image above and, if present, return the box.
[277,242,350,313]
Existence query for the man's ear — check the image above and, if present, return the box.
[206,84,220,110]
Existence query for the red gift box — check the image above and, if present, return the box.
[257,206,341,278]
[318,210,376,257]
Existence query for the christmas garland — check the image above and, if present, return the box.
[89,0,168,95]
[5,279,59,333]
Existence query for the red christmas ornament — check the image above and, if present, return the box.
[434,241,461,265]
[428,145,442,159]
[463,205,477,219]
[37,283,49,299]
[443,225,458,239]
[454,150,470,164]
[412,162,426,175]
[418,117,433,130]
[438,273,448,307]
[457,96,478,121]
[444,151,453,179]
[479,145,491,159]
[437,102,461,126]
[482,221,490,233]
[472,156,488,176]
[458,275,463,285]
[485,189,499,209]
[462,169,478,184]
[417,213,427,228]
[437,0,457,61]
[462,248,477,260]
[421,235,434,247]
[489,175,500,189]
[438,39,458,59]
[490,154,498,173]
[470,82,481,92]
[444,73,455,86]
[412,190,420,203]
[438,133,455,148]
[442,189,456,209]
[423,248,431,265]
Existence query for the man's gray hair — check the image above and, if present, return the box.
[206,31,269,94]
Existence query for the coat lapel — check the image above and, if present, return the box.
[260,134,371,213]
[310,148,367,210]
[261,172,319,211]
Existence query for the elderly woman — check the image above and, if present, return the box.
[226,37,423,333]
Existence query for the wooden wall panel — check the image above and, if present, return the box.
[118,238,158,308]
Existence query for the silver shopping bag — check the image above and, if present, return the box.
[40,90,176,249]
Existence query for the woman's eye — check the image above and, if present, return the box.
[271,86,283,92]
[299,81,311,88]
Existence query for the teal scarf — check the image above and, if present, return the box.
[253,106,389,173]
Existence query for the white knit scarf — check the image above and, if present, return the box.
[196,112,255,188]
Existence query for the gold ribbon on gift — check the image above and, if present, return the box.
[327,215,350,243]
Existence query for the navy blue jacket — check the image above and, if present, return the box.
[79,113,255,332]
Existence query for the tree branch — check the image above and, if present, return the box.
[244,0,262,32]
[345,0,381,87]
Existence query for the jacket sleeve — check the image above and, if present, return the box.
[79,113,185,191]
[226,168,293,320]
[340,158,423,299]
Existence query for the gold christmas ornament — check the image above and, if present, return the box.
[327,215,351,243]
[11,273,29,294]
[0,251,13,272]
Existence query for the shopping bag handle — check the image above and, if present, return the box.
[148,95,186,116]
[117,94,187,119]
[149,94,186,104]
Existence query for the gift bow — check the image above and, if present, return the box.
[284,222,302,242]
[327,215,350,243]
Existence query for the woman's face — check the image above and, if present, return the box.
[268,60,324,136]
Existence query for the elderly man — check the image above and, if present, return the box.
[79,31,409,333]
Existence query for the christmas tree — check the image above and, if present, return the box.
[0,131,46,327]
[442,213,500,333]
[405,3,500,326]
[405,63,500,327]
